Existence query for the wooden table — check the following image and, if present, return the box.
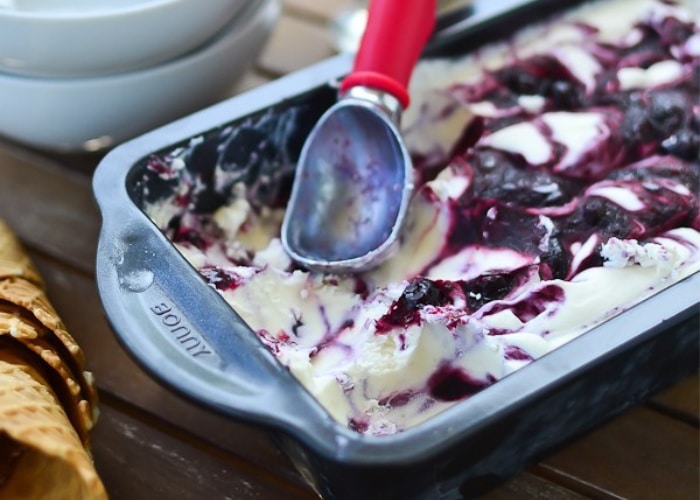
[0,1,698,498]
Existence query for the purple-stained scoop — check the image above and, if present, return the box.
[281,87,414,272]
[281,0,435,273]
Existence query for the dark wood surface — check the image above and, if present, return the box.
[0,2,697,498]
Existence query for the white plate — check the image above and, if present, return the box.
[0,0,248,77]
[0,0,280,152]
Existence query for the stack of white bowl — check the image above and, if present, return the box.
[0,0,280,152]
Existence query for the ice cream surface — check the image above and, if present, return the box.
[144,0,700,435]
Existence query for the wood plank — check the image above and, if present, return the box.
[538,407,699,500]
[482,471,588,500]
[650,371,699,422]
[231,71,273,95]
[258,15,337,76]
[92,400,314,500]
[0,140,99,272]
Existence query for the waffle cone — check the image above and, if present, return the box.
[0,277,85,366]
[0,330,93,447]
[0,349,107,499]
[0,280,98,424]
[0,220,42,287]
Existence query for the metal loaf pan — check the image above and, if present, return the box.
[93,1,700,498]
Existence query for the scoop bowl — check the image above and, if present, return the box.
[281,87,413,272]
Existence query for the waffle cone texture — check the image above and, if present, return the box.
[0,219,106,499]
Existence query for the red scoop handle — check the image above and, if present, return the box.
[340,0,436,109]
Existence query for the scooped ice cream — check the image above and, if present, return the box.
[145,0,699,435]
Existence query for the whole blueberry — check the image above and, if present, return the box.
[662,129,700,160]
[402,279,445,310]
[550,80,581,109]
[582,198,607,226]
[463,273,515,311]
[621,96,655,145]
[648,92,685,138]
[500,68,539,95]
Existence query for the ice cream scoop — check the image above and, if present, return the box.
[282,0,436,273]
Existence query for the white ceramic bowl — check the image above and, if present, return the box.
[0,0,249,77]
[0,0,279,152]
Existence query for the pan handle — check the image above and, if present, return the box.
[94,210,342,454]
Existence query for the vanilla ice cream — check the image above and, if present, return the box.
[144,0,700,435]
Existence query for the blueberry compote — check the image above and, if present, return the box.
[146,0,700,436]
[375,279,451,333]
[415,1,699,282]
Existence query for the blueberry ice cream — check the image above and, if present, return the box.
[145,0,700,435]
